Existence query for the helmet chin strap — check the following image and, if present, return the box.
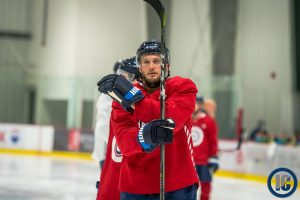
[164,64,170,80]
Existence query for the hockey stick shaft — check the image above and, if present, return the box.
[220,108,244,153]
[143,1,166,199]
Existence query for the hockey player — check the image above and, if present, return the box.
[92,60,122,169]
[97,40,199,200]
[191,95,219,200]
[95,57,140,200]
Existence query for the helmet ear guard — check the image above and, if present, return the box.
[161,50,170,66]
[196,94,204,104]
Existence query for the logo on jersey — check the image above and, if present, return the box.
[111,137,123,163]
[191,126,204,147]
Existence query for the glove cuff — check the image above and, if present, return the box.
[208,156,219,164]
[124,87,141,100]
[138,124,155,153]
[122,87,144,112]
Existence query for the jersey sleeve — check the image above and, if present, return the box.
[110,101,143,156]
[133,78,197,133]
[92,94,112,162]
[96,94,113,143]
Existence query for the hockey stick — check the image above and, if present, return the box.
[143,0,167,199]
[219,134,244,153]
[220,108,244,153]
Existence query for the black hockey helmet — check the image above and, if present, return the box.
[113,59,122,74]
[136,39,170,64]
[117,56,141,82]
[196,94,204,104]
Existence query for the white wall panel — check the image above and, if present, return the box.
[27,0,147,127]
[169,0,213,96]
[235,0,294,135]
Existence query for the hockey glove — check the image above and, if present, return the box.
[137,119,175,153]
[99,159,105,170]
[208,156,219,174]
[97,74,144,112]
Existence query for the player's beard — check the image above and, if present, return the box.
[142,74,160,88]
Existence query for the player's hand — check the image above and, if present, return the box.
[208,156,219,173]
[137,119,175,153]
[97,74,144,112]
[96,181,100,189]
[97,74,117,94]
[99,160,105,170]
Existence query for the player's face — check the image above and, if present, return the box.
[139,54,161,88]
[194,103,200,112]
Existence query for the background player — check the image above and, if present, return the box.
[92,60,122,169]
[192,95,219,200]
[95,57,139,200]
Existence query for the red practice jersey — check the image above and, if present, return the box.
[111,76,199,194]
[96,121,123,200]
[192,112,218,165]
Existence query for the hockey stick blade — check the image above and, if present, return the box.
[144,0,165,26]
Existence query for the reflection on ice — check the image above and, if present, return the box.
[0,154,99,200]
[0,153,299,200]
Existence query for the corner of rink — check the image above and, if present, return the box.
[216,140,300,189]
